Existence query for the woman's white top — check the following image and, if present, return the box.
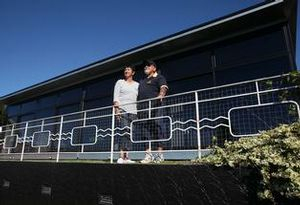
[113,79,139,114]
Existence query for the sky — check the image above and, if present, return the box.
[0,0,299,97]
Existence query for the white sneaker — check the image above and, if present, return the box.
[140,152,154,164]
[117,158,125,164]
[117,158,136,164]
[125,159,136,164]
[154,153,164,163]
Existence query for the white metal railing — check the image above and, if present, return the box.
[0,74,299,163]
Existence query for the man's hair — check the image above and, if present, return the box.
[123,65,136,72]
[143,60,157,68]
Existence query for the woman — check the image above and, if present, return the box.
[113,66,139,163]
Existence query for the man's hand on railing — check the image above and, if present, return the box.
[158,86,168,102]
[158,95,164,102]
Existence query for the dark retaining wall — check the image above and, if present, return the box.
[0,162,248,205]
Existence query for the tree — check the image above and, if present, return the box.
[0,103,8,126]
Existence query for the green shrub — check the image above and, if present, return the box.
[265,70,300,102]
[196,122,300,202]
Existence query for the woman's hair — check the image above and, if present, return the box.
[123,65,135,72]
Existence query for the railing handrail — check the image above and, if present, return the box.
[0,73,293,131]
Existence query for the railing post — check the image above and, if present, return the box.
[195,91,202,159]
[8,124,14,154]
[81,111,86,153]
[56,116,64,163]
[20,122,28,161]
[38,120,44,154]
[255,81,261,105]
[148,100,152,152]
[110,107,115,163]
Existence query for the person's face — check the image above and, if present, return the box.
[144,65,156,76]
[124,67,135,78]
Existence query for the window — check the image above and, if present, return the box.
[84,73,121,109]
[168,73,214,94]
[19,113,36,122]
[215,56,291,85]
[6,104,21,117]
[84,99,102,110]
[159,51,212,82]
[58,88,83,106]
[85,77,118,101]
[215,29,287,67]
[37,94,58,110]
[57,104,80,115]
[84,96,111,110]
[21,100,37,115]
[35,108,56,119]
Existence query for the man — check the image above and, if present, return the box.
[113,66,139,164]
[137,60,168,163]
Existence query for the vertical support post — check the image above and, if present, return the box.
[38,120,44,154]
[8,124,14,154]
[148,100,152,152]
[56,116,64,163]
[110,107,115,163]
[20,122,28,161]
[81,111,86,153]
[255,81,261,105]
[295,101,300,120]
[195,92,202,159]
[0,126,2,148]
